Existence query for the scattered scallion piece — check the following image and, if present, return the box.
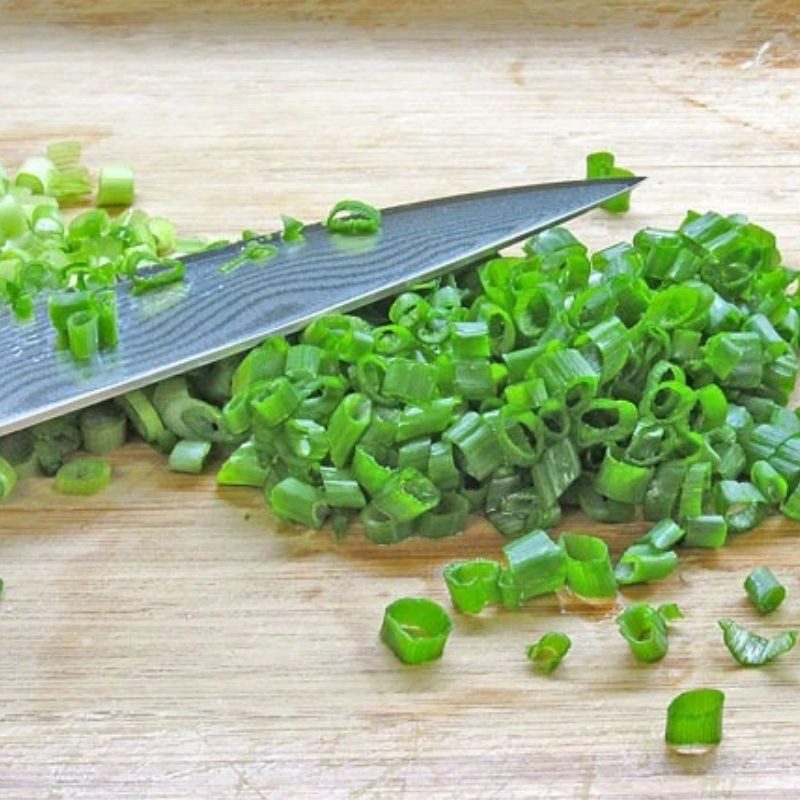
[744,567,786,615]
[380,597,453,664]
[96,165,135,207]
[442,558,501,614]
[586,151,634,213]
[526,632,571,674]
[718,618,797,666]
[54,457,111,495]
[559,532,617,599]
[658,603,684,624]
[665,689,725,751]
[617,603,669,663]
[168,439,212,474]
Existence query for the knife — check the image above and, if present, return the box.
[0,177,642,436]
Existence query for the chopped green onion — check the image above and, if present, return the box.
[115,389,173,451]
[168,439,212,473]
[594,449,653,504]
[0,430,37,480]
[526,632,571,674]
[371,468,440,523]
[559,532,617,599]
[54,457,111,495]
[269,476,328,529]
[718,618,797,666]
[750,460,788,504]
[320,466,367,509]
[0,456,17,502]
[636,519,685,551]
[66,309,99,360]
[713,480,767,533]
[281,214,305,242]
[658,603,684,624]
[216,441,268,487]
[500,530,567,607]
[615,543,677,586]
[442,558,501,614]
[79,403,127,454]
[744,567,786,615]
[684,515,728,548]
[416,492,470,538]
[96,165,135,206]
[617,603,669,662]
[380,597,452,664]
[130,257,185,295]
[665,689,724,751]
[326,199,381,236]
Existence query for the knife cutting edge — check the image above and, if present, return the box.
[0,176,643,436]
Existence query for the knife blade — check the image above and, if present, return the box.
[0,176,642,436]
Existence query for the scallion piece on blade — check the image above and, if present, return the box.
[586,151,634,213]
[130,258,185,295]
[380,597,453,664]
[54,457,111,495]
[96,165,135,206]
[718,618,797,666]
[79,403,127,455]
[168,439,212,474]
[442,558,501,614]
[744,567,786,615]
[527,632,571,674]
[326,199,382,236]
[0,456,18,502]
[665,689,725,752]
[617,603,669,662]
[281,214,305,242]
[67,309,99,360]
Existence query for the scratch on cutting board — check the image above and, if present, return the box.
[507,57,526,86]
[646,74,796,151]
[741,40,773,69]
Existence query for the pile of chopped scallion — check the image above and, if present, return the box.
[2,144,800,747]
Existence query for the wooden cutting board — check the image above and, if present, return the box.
[2,2,800,797]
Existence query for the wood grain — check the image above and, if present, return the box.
[1,1,800,797]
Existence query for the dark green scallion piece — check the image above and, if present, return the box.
[744,567,786,615]
[526,632,571,674]
[380,597,452,664]
[718,618,797,666]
